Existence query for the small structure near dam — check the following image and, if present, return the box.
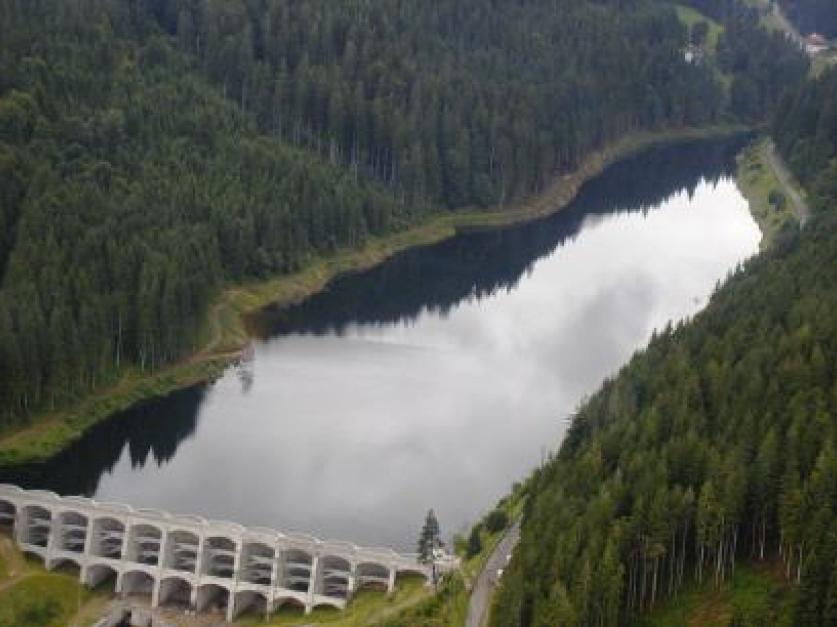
[0,484,455,621]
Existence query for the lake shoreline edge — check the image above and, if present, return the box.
[0,123,750,466]
[735,136,801,249]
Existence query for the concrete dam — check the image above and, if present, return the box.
[0,484,455,621]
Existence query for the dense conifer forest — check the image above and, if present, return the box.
[0,0,805,424]
[0,0,835,624]
[491,68,837,626]
[774,66,837,211]
[680,0,809,120]
[0,0,427,419]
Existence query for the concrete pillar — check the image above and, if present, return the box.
[266,545,281,616]
[12,505,22,545]
[118,520,130,562]
[80,521,96,586]
[226,589,236,623]
[190,534,205,609]
[347,562,357,599]
[225,539,242,623]
[3,499,18,539]
[305,555,320,614]
[115,519,131,598]
[151,529,167,608]
[44,508,58,569]
[231,541,242,585]
[151,579,161,608]
[387,566,396,595]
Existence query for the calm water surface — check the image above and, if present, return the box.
[2,139,761,550]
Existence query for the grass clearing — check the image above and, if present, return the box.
[675,5,724,53]
[0,535,25,584]
[0,573,90,627]
[370,570,469,627]
[636,562,794,627]
[0,549,100,627]
[736,138,799,249]
[740,0,790,33]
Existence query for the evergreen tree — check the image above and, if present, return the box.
[417,509,442,564]
[466,524,483,559]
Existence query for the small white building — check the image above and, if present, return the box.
[806,33,828,56]
[683,44,705,65]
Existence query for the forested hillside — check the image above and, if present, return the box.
[778,0,837,37]
[134,0,726,207]
[0,1,425,419]
[0,0,807,426]
[492,218,837,627]
[681,0,809,120]
[773,66,837,211]
[491,69,837,627]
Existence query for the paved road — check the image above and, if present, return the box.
[765,140,810,226]
[466,521,521,627]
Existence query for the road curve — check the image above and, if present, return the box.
[765,140,810,225]
[466,521,521,627]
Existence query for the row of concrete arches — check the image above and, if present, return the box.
[37,553,408,620]
[44,556,324,620]
[0,496,431,620]
[0,499,407,595]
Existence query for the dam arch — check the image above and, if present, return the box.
[0,484,453,622]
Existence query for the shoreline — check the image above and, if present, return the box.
[0,123,749,466]
[735,137,803,249]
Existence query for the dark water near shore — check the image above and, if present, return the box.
[0,138,761,550]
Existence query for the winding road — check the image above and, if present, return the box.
[466,521,521,627]
[765,140,810,225]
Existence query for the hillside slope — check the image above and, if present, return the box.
[493,215,837,626]
[0,0,735,425]
[491,66,837,625]
[0,0,808,431]
[773,66,837,212]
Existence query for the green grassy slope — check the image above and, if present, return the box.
[636,563,794,626]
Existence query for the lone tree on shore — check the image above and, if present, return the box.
[417,508,442,562]
[417,509,444,586]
